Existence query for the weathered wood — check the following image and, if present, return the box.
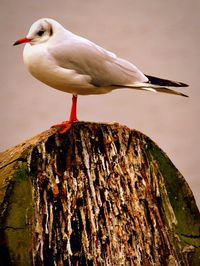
[0,122,199,265]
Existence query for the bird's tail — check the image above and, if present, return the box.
[114,83,188,97]
[114,75,189,97]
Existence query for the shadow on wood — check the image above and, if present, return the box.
[0,122,199,265]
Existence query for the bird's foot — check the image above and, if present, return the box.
[52,94,79,134]
[51,120,77,134]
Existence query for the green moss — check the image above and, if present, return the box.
[13,161,29,181]
[146,137,200,243]
[1,161,33,265]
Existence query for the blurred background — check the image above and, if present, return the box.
[0,0,199,208]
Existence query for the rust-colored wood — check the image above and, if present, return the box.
[0,122,199,265]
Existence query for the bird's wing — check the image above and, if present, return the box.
[48,34,188,97]
[48,35,148,87]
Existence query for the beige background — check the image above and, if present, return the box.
[0,0,199,207]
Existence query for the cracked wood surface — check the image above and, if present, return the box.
[0,122,199,265]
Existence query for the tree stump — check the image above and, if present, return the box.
[0,122,199,266]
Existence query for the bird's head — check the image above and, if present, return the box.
[13,18,61,46]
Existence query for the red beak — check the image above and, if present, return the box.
[13,37,32,46]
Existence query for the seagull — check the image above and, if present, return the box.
[14,18,188,133]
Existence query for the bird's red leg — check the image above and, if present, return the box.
[52,94,78,133]
[69,94,78,122]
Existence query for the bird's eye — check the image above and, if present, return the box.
[37,30,45,36]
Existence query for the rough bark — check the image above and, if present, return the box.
[0,122,199,266]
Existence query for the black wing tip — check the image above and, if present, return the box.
[145,74,189,87]
[178,82,189,87]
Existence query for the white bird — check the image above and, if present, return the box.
[14,18,188,133]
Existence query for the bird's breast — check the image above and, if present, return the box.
[23,43,56,82]
[23,44,78,93]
